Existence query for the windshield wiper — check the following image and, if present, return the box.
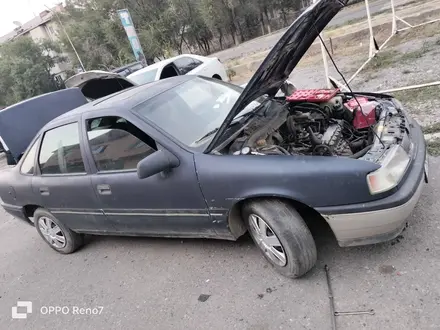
[194,127,220,143]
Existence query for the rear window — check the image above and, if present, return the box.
[129,69,158,85]
[38,123,86,175]
[174,57,202,75]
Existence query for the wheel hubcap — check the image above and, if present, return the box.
[38,217,66,249]
[248,214,287,267]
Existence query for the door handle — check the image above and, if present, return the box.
[97,184,111,195]
[39,187,50,196]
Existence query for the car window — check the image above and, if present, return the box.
[173,57,201,75]
[160,65,179,79]
[128,68,158,85]
[86,116,157,172]
[38,123,86,175]
[20,139,39,175]
[192,58,203,68]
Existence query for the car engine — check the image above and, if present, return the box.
[226,89,394,159]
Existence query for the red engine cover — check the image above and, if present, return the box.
[345,97,377,129]
[286,89,339,103]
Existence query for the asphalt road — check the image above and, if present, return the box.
[0,153,439,330]
[213,0,413,62]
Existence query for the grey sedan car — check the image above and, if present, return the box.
[0,0,428,278]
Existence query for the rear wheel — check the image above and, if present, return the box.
[212,74,222,80]
[242,199,317,278]
[34,209,84,254]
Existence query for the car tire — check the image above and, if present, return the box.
[242,199,317,278]
[212,74,222,80]
[34,208,84,254]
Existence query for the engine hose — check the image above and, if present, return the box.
[259,145,290,155]
[307,126,321,146]
[291,103,330,119]
[258,146,280,155]
[276,146,291,155]
[271,131,283,144]
[349,145,372,159]
[349,139,365,150]
[286,116,296,135]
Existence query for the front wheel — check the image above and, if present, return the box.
[242,199,317,278]
[34,208,84,254]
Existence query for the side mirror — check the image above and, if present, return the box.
[137,150,180,179]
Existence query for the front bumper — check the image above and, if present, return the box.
[317,119,427,247]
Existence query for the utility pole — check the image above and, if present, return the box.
[45,5,86,72]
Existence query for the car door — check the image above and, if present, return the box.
[80,109,214,237]
[31,120,111,232]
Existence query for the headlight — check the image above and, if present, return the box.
[366,145,410,195]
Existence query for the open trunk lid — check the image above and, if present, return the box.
[64,70,136,100]
[0,88,88,165]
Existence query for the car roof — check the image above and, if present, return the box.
[51,75,195,124]
[127,54,207,78]
[112,61,144,72]
[128,60,171,76]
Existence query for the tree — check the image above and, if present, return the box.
[59,0,134,71]
[56,0,305,70]
[0,37,65,107]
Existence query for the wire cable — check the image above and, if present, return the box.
[316,32,385,148]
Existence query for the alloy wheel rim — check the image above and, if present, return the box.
[248,214,287,267]
[38,217,66,249]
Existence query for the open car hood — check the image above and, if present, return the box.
[206,0,347,153]
[65,70,136,100]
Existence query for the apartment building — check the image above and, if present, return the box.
[0,3,74,81]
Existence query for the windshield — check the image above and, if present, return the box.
[134,77,260,147]
[128,69,158,85]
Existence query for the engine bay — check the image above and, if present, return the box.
[224,89,408,161]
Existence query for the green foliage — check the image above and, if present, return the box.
[59,0,134,71]
[427,138,440,156]
[0,37,64,107]
[0,0,306,107]
[423,122,440,135]
[59,0,305,70]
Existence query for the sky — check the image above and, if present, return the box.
[0,0,62,37]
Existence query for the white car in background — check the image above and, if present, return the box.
[127,54,229,85]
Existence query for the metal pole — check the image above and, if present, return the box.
[329,0,440,91]
[325,265,337,330]
[390,0,397,34]
[45,5,86,72]
[378,81,440,94]
[364,0,375,58]
[320,33,331,88]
